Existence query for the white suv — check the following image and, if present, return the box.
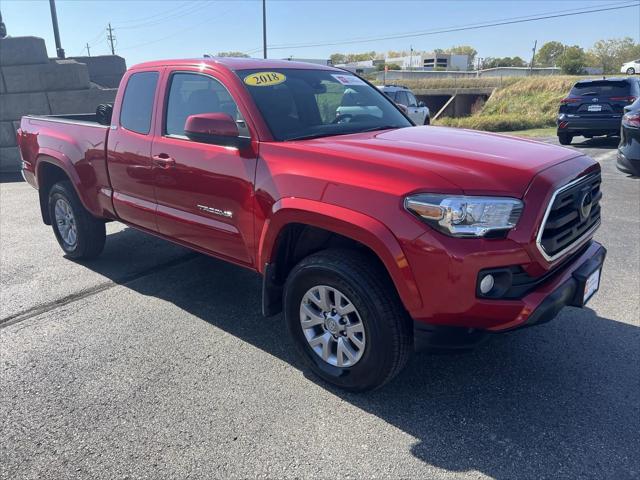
[378,85,430,125]
[621,59,640,75]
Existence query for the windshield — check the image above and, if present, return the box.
[238,69,412,141]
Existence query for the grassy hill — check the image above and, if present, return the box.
[400,76,590,132]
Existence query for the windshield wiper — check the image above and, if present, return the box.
[357,125,403,133]
[284,125,403,142]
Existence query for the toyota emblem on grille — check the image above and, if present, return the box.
[592,97,599,102]
[579,190,593,220]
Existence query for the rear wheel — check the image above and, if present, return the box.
[284,249,412,391]
[558,133,573,145]
[626,67,636,75]
[49,181,106,259]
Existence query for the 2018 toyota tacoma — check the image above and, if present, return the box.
[17,58,606,391]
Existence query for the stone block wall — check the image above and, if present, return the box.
[69,55,127,88]
[0,36,119,173]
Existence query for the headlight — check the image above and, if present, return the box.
[404,194,523,238]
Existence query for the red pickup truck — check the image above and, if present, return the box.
[17,58,606,391]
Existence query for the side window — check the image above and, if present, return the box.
[165,72,249,137]
[120,71,158,135]
[395,91,410,106]
[384,91,397,102]
[406,92,418,107]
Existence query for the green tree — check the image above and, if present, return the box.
[216,51,249,57]
[330,53,347,65]
[536,41,566,67]
[559,46,587,75]
[376,63,400,71]
[483,56,527,68]
[445,45,477,69]
[590,37,640,73]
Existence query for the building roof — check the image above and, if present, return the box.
[130,57,341,72]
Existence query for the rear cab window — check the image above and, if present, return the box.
[119,71,159,134]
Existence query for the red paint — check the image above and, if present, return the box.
[18,58,603,331]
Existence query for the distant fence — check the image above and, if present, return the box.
[375,67,561,82]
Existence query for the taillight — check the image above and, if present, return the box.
[622,113,640,128]
[560,97,580,104]
[610,96,637,103]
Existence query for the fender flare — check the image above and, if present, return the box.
[36,149,100,218]
[258,197,423,313]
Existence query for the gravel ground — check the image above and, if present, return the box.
[1,136,638,479]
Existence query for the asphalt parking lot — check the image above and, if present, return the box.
[1,136,638,480]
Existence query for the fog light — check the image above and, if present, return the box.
[480,274,495,294]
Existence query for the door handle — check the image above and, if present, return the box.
[152,153,176,168]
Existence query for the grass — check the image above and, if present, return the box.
[433,75,600,132]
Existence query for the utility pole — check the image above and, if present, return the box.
[262,0,267,59]
[530,39,537,74]
[107,22,116,55]
[409,45,413,71]
[86,42,91,56]
[48,0,65,58]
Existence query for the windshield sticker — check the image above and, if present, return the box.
[331,74,367,86]
[244,72,286,87]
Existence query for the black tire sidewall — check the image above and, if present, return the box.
[627,68,635,75]
[48,183,88,258]
[558,133,572,145]
[284,262,398,391]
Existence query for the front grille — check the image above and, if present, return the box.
[538,173,601,261]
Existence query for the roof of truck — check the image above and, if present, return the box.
[130,57,341,72]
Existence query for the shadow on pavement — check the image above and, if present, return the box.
[0,172,24,183]
[570,136,620,149]
[76,227,639,479]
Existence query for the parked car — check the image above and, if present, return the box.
[18,58,605,391]
[378,85,430,125]
[621,59,640,75]
[617,97,640,176]
[557,77,640,145]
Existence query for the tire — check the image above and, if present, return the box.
[558,133,573,145]
[283,248,412,391]
[48,180,106,259]
[424,115,431,125]
[626,67,635,75]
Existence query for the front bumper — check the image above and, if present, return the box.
[617,149,640,176]
[413,242,606,350]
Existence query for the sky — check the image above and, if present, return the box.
[2,0,639,66]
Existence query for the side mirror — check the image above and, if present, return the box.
[396,103,408,113]
[418,101,425,107]
[184,113,250,148]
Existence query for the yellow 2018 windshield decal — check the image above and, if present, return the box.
[244,72,286,87]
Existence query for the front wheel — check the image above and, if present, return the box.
[49,181,106,259]
[626,67,636,75]
[424,115,431,125]
[558,133,573,145]
[284,249,412,391]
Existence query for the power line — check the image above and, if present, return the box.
[265,2,639,51]
[112,0,202,25]
[117,1,210,30]
[119,8,235,52]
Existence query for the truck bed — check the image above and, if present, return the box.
[17,114,116,220]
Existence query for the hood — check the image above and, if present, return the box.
[294,126,581,197]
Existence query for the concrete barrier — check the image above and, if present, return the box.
[0,147,20,172]
[47,88,117,114]
[1,60,91,93]
[69,55,126,88]
[0,121,17,147]
[0,37,48,66]
[0,92,50,121]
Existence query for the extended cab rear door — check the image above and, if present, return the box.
[150,67,258,267]
[106,68,161,232]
